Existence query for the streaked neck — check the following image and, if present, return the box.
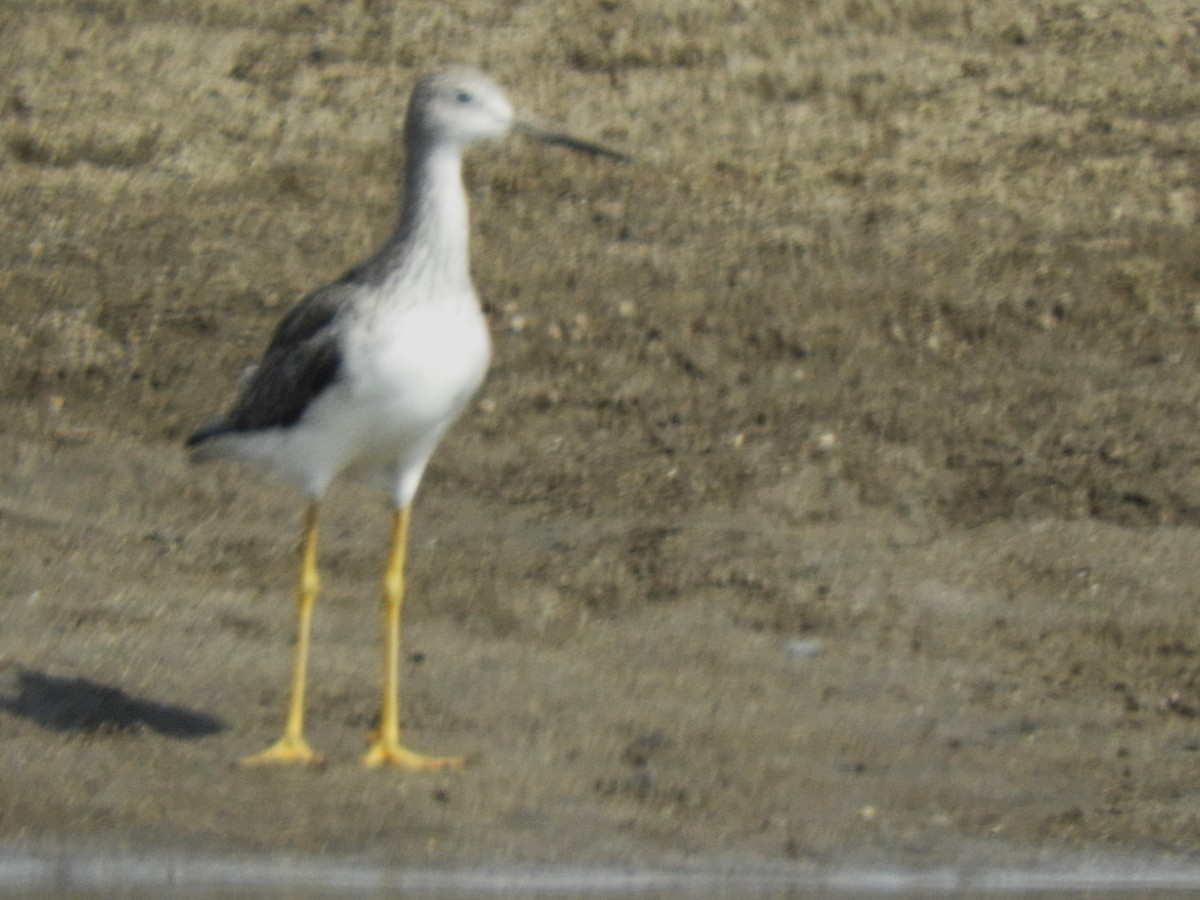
[384,142,473,300]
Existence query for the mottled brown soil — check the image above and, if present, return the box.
[2,0,1200,878]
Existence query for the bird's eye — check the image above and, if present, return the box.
[455,90,474,104]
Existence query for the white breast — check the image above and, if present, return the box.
[241,300,489,504]
[350,302,491,430]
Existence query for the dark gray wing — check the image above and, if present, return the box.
[188,281,358,445]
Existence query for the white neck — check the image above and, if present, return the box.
[382,142,474,301]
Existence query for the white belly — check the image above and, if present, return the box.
[350,304,491,433]
[231,303,491,504]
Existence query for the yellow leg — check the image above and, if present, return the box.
[363,505,465,770]
[242,501,325,766]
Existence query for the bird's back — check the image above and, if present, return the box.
[187,281,357,446]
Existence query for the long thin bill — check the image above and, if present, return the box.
[516,121,631,163]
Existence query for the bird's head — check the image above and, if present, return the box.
[406,66,515,151]
[406,66,630,163]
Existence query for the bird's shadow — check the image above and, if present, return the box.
[0,670,227,739]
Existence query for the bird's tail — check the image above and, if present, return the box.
[185,420,230,457]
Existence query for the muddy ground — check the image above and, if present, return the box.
[2,0,1200,880]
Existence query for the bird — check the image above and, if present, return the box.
[188,65,627,768]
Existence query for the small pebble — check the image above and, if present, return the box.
[783,638,824,659]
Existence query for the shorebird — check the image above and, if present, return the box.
[188,66,626,768]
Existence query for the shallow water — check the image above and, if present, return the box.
[6,853,1200,899]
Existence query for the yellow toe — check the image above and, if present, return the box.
[240,735,326,766]
[362,739,465,771]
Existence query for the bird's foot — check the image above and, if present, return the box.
[362,738,465,771]
[240,734,326,767]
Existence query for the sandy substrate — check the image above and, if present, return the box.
[2,0,1200,881]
